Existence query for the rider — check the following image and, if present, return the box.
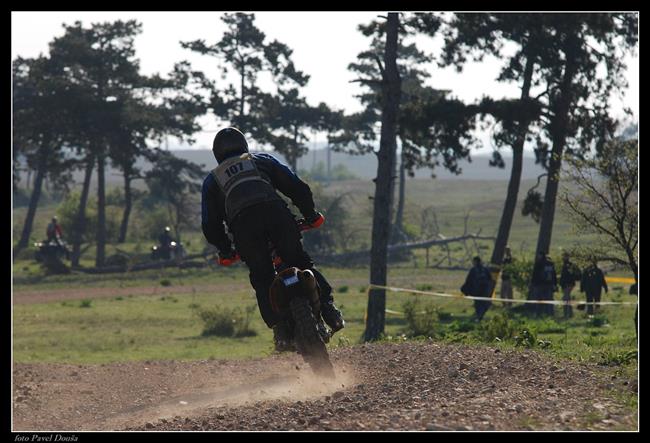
[159,226,174,248]
[200,127,344,350]
[46,216,63,246]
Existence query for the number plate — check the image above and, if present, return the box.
[282,275,300,287]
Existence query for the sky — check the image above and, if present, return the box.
[11,11,639,151]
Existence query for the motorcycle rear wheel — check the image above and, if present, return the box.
[289,296,335,378]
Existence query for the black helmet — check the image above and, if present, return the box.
[212,127,249,163]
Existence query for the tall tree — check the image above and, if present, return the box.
[181,12,308,145]
[13,56,74,253]
[530,14,637,259]
[560,137,637,282]
[144,149,205,242]
[49,20,147,267]
[441,13,549,271]
[363,12,402,341]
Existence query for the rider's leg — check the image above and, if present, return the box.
[230,208,283,329]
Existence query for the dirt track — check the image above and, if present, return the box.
[12,342,637,431]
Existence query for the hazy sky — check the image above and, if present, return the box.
[12,11,639,151]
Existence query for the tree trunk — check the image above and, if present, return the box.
[535,32,579,258]
[489,53,535,268]
[117,171,132,244]
[71,156,94,267]
[391,146,407,244]
[15,146,49,252]
[364,12,401,342]
[95,152,107,267]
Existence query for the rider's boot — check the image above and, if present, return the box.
[320,301,345,334]
[272,319,296,353]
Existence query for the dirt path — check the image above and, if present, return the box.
[12,342,637,431]
[12,284,235,305]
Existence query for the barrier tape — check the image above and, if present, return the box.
[605,277,636,284]
[367,284,638,307]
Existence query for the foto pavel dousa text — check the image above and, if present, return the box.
[15,435,78,442]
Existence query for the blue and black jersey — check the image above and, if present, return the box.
[201,152,316,254]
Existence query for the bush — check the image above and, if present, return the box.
[477,313,519,342]
[160,279,172,287]
[513,328,537,348]
[195,305,257,338]
[79,299,93,308]
[599,349,637,366]
[588,314,609,328]
[402,298,438,338]
[416,283,433,291]
[337,285,349,293]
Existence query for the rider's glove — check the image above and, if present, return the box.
[304,211,325,229]
[217,250,240,266]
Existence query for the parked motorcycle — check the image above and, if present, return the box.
[151,241,186,261]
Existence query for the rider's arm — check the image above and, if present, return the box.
[255,153,317,219]
[201,174,233,254]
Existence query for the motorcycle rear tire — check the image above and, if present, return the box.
[289,296,335,378]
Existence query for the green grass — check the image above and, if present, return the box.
[12,263,638,366]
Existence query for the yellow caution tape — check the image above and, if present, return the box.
[605,277,636,284]
[367,284,637,306]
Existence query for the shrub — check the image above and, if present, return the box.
[337,286,349,293]
[195,304,257,338]
[477,313,519,342]
[79,299,92,308]
[588,314,609,328]
[402,298,438,338]
[416,283,433,291]
[599,349,637,366]
[160,279,172,287]
[514,328,537,348]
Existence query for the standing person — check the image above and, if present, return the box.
[201,127,344,352]
[461,256,494,321]
[500,246,514,308]
[530,250,558,317]
[559,252,581,319]
[580,259,608,316]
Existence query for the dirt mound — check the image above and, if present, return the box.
[12,342,637,431]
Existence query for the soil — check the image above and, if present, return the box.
[12,341,638,431]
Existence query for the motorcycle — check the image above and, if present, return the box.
[151,241,186,261]
[218,215,335,377]
[34,238,71,274]
[34,238,70,262]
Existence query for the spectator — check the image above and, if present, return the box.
[580,259,608,316]
[500,247,514,308]
[530,250,558,317]
[559,252,581,319]
[461,256,494,321]
[629,282,638,336]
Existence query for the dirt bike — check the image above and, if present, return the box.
[151,241,186,261]
[218,215,335,377]
[34,238,71,274]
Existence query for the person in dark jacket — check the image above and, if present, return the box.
[580,260,608,316]
[201,127,344,351]
[530,251,558,317]
[559,252,581,319]
[461,256,494,321]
